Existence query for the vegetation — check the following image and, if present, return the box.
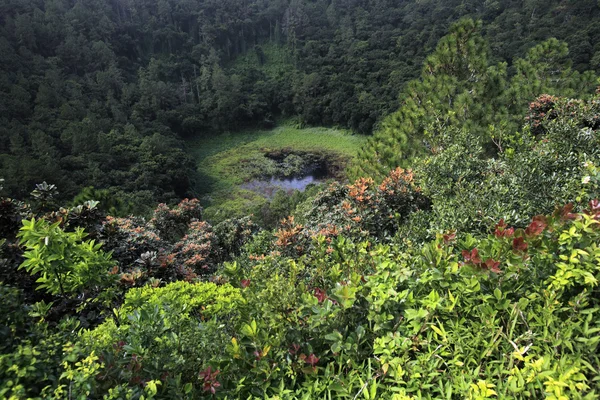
[4,84,600,398]
[188,124,365,224]
[352,19,598,180]
[3,3,600,399]
[2,0,600,208]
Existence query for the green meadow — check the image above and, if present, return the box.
[186,125,366,221]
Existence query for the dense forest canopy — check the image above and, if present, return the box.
[1,0,600,209]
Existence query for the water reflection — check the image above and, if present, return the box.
[241,175,321,198]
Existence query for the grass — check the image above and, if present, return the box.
[186,124,366,221]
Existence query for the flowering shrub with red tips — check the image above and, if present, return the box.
[303,353,319,367]
[494,219,515,238]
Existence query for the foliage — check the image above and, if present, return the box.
[167,221,219,280]
[1,0,600,207]
[0,284,80,399]
[4,5,600,399]
[71,186,125,216]
[353,19,598,180]
[18,218,114,297]
[214,216,261,261]
[0,196,29,240]
[43,200,108,238]
[150,198,203,242]
[405,92,600,240]
[201,204,600,398]
[268,167,430,257]
[99,216,167,275]
[55,281,243,398]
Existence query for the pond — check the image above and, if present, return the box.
[241,174,323,198]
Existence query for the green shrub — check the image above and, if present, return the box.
[411,93,600,240]
[214,216,261,261]
[220,205,600,398]
[50,281,243,398]
[0,284,80,399]
[18,218,114,297]
[150,198,203,242]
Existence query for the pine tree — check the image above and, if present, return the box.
[351,19,496,180]
[351,19,598,181]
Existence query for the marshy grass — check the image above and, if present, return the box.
[185,124,366,221]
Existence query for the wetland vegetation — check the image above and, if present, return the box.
[186,124,365,224]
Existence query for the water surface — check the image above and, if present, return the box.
[241,175,321,198]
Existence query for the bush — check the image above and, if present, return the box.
[411,94,600,240]
[18,218,114,297]
[270,168,430,257]
[214,216,261,261]
[99,216,170,285]
[0,197,29,240]
[0,284,80,399]
[150,198,203,242]
[219,204,600,398]
[54,281,243,398]
[166,221,219,280]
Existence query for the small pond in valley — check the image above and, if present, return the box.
[240,156,331,199]
[241,174,323,198]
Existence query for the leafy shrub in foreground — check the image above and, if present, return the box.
[18,218,114,297]
[0,284,80,399]
[220,204,600,398]
[50,281,242,399]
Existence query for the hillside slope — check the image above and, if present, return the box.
[1,0,600,206]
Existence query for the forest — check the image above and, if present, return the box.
[1,0,600,211]
[2,0,600,398]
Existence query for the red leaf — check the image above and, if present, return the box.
[463,248,481,265]
[586,199,600,220]
[484,259,501,273]
[443,231,456,244]
[557,203,577,221]
[314,288,327,303]
[305,353,320,367]
[512,237,528,253]
[241,279,251,288]
[525,215,547,237]
[494,219,515,238]
[289,344,300,355]
[199,366,221,394]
